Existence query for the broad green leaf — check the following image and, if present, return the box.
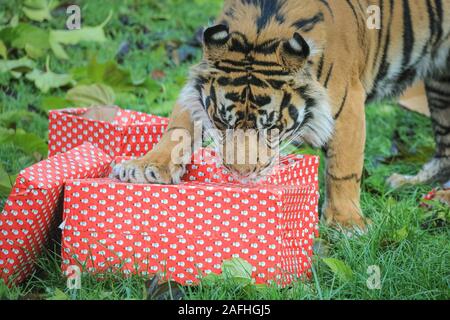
[49,40,69,60]
[0,24,50,54]
[322,258,353,282]
[22,0,59,22]
[48,11,111,59]
[9,15,19,28]
[0,164,14,197]
[0,57,35,75]
[25,43,45,59]
[25,57,74,93]
[222,258,253,284]
[66,84,115,106]
[26,68,73,93]
[46,288,68,300]
[0,110,35,128]
[49,27,107,45]
[71,57,138,92]
[41,96,72,111]
[0,128,48,158]
[0,40,7,59]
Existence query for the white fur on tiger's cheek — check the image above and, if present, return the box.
[178,82,213,129]
[302,98,334,147]
[178,81,222,147]
[305,39,321,57]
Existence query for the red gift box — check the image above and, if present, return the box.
[48,106,169,158]
[61,150,320,285]
[0,143,112,285]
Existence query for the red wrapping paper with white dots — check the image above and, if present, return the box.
[48,106,169,158]
[0,143,112,285]
[61,149,320,285]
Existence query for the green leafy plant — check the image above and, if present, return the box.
[321,258,354,282]
[66,84,116,106]
[22,0,59,22]
[0,57,35,78]
[25,56,74,93]
[0,164,16,197]
[49,11,112,60]
[0,128,48,159]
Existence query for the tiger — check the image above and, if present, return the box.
[113,0,450,231]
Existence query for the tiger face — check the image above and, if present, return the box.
[187,24,334,180]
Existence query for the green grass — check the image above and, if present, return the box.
[1,0,449,300]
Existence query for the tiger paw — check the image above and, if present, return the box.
[323,203,371,235]
[112,155,186,185]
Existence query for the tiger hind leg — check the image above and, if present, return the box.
[388,73,450,188]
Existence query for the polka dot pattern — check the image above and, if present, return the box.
[0,143,112,285]
[61,149,319,286]
[48,107,168,158]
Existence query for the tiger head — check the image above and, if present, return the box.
[181,24,333,181]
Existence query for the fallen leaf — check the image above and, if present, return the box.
[66,83,115,107]
[0,57,36,77]
[222,258,253,284]
[48,11,111,59]
[46,288,69,300]
[322,257,353,282]
[0,24,50,59]
[26,56,74,93]
[22,0,59,22]
[71,57,141,92]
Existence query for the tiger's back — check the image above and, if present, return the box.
[217,0,450,104]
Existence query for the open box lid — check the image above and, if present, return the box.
[12,143,112,192]
[51,106,169,127]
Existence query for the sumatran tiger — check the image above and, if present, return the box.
[113,0,450,231]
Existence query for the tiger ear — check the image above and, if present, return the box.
[203,24,230,61]
[278,32,310,71]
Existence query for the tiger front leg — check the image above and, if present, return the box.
[112,103,195,184]
[323,84,370,231]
